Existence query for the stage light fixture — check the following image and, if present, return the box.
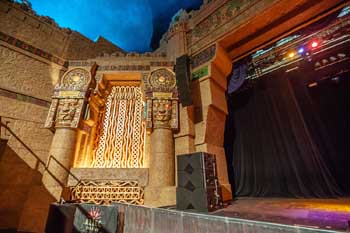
[298,48,305,53]
[311,41,319,48]
[287,51,296,58]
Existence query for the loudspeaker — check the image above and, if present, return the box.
[175,55,193,106]
[176,152,223,212]
[45,203,118,233]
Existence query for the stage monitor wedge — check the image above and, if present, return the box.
[175,55,193,106]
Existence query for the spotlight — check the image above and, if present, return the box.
[298,48,305,54]
[287,51,296,58]
[311,41,319,48]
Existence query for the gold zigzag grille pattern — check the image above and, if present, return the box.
[92,86,145,168]
[71,180,144,205]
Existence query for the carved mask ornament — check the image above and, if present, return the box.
[152,99,172,127]
[45,66,96,129]
[143,68,179,131]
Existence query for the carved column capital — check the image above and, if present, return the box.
[143,68,179,131]
[45,65,97,129]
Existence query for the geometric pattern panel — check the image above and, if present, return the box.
[92,86,145,168]
[71,180,144,205]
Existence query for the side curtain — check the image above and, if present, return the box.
[224,69,346,197]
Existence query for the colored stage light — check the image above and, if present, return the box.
[287,51,296,58]
[298,48,305,53]
[311,41,319,48]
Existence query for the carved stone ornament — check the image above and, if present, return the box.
[144,68,176,92]
[59,68,91,90]
[45,67,96,129]
[152,99,172,128]
[144,68,179,130]
[45,98,84,128]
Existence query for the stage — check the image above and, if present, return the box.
[214,198,350,232]
[45,198,350,232]
[118,198,350,232]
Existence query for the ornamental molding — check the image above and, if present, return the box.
[191,44,216,69]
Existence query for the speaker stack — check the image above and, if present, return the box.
[176,152,223,212]
[175,55,193,107]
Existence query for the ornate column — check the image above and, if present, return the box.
[42,66,96,199]
[143,68,179,207]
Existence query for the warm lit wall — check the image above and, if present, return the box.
[0,44,59,170]
[0,1,123,231]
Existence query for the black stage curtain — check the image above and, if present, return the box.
[225,68,350,197]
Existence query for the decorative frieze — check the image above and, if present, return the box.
[187,0,245,47]
[98,65,150,71]
[0,88,50,107]
[70,180,144,205]
[191,44,216,69]
[0,31,68,67]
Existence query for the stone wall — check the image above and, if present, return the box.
[0,141,55,233]
[0,44,58,169]
[0,0,123,60]
[0,0,124,171]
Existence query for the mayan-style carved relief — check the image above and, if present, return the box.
[191,44,216,69]
[45,67,95,129]
[70,180,144,205]
[143,68,179,131]
[144,68,177,93]
[55,99,84,127]
[60,68,91,89]
[187,0,244,47]
[153,99,172,127]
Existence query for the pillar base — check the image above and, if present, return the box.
[144,186,176,207]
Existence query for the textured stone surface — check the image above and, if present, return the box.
[68,168,149,186]
[42,128,77,200]
[0,144,54,232]
[0,1,122,60]
[0,96,53,169]
[148,128,175,187]
[144,186,176,207]
[17,185,55,233]
[0,45,56,101]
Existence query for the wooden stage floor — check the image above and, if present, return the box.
[213,198,350,232]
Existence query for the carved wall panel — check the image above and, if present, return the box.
[92,86,145,168]
[71,180,144,205]
[143,68,179,131]
[45,67,95,129]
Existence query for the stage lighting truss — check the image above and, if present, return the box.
[246,13,350,79]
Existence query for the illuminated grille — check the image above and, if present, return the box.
[92,86,145,168]
[71,180,144,205]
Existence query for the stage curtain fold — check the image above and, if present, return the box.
[225,69,348,197]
